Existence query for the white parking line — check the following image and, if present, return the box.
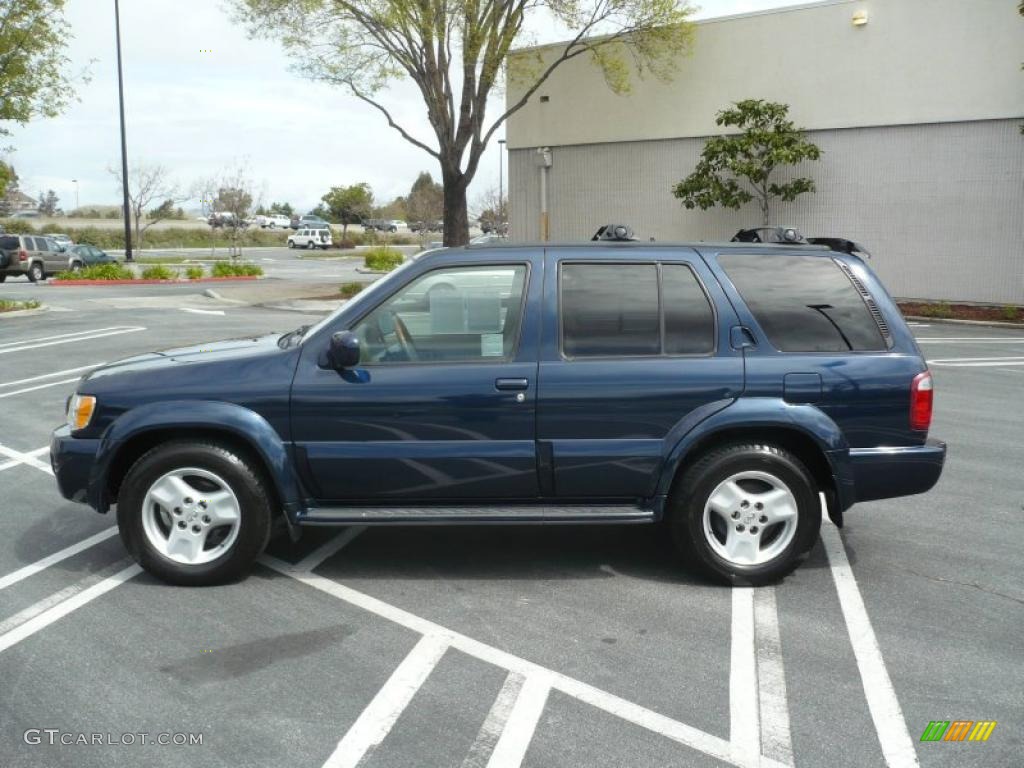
[461,673,526,768]
[0,377,81,399]
[0,443,53,475]
[258,560,781,768]
[0,564,141,654]
[0,326,145,355]
[0,445,49,473]
[730,588,759,766]
[822,516,920,768]
[292,527,367,573]
[180,308,225,316]
[929,358,1024,367]
[916,338,1024,344]
[321,634,449,768]
[0,363,104,389]
[0,328,120,349]
[0,527,119,591]
[755,588,793,766]
[486,674,552,768]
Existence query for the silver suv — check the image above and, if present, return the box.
[0,234,78,282]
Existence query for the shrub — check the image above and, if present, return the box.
[999,305,1021,323]
[141,264,176,280]
[55,263,134,281]
[0,299,41,312]
[211,261,263,277]
[363,247,404,272]
[917,301,953,319]
[185,266,204,280]
[339,282,365,298]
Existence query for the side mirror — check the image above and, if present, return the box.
[322,330,360,370]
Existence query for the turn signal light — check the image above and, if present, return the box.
[910,372,933,432]
[68,394,97,431]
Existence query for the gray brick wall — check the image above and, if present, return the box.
[509,119,1024,304]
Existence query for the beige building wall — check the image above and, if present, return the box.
[506,0,1024,304]
[507,0,1024,149]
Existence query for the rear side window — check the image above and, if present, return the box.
[718,254,886,352]
[560,262,715,357]
[0,236,19,250]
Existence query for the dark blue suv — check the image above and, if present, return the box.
[51,237,945,586]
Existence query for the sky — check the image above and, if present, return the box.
[4,0,811,215]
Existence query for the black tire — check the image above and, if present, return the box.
[306,240,315,250]
[27,262,44,282]
[117,440,273,586]
[0,274,6,283]
[288,240,295,249]
[668,443,820,586]
[70,261,83,272]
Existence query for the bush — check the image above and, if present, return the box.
[211,261,263,277]
[917,301,953,319]
[999,305,1021,323]
[185,266,204,280]
[363,247,404,272]
[141,264,176,280]
[0,299,41,312]
[55,263,134,281]
[0,221,289,249]
[339,282,365,298]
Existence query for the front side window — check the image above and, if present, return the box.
[560,262,715,358]
[352,264,528,364]
[718,254,886,352]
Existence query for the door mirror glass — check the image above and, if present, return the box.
[323,330,360,370]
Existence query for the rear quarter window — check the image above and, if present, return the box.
[718,253,886,352]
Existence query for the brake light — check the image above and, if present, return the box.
[18,249,28,262]
[910,371,933,431]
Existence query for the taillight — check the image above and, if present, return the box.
[18,249,28,262]
[910,371,933,431]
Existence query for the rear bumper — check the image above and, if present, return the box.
[847,439,947,503]
[50,425,101,508]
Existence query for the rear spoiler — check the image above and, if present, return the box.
[805,238,873,259]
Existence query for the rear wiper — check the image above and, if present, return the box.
[278,324,310,348]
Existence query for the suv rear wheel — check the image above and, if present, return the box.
[27,262,44,282]
[669,443,820,585]
[117,441,272,586]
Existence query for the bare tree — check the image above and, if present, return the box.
[109,161,184,250]
[471,185,508,235]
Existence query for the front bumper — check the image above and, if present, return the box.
[50,425,101,507]
[847,439,947,503]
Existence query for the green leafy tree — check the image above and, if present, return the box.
[372,197,407,221]
[1,1,86,143]
[0,160,16,203]
[269,201,294,217]
[233,0,696,245]
[322,183,373,240]
[405,172,443,224]
[672,99,822,225]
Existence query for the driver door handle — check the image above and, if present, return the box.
[495,378,529,391]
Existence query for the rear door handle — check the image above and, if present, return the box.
[495,378,529,391]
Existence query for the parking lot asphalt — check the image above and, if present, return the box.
[0,298,1021,768]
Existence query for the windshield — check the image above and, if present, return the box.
[300,257,417,343]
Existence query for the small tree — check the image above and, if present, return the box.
[672,99,821,225]
[37,189,59,216]
[269,201,294,217]
[110,161,184,250]
[322,183,373,241]
[210,165,255,257]
[405,172,443,224]
[472,186,508,234]
[0,161,16,201]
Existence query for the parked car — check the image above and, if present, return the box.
[263,214,290,229]
[0,234,78,282]
[287,228,332,250]
[51,226,945,586]
[291,214,330,230]
[208,212,246,228]
[410,220,443,233]
[363,218,400,233]
[68,244,117,266]
[389,220,407,231]
[48,233,74,250]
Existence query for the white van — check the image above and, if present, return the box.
[288,228,332,250]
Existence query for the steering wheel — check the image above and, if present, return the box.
[391,313,420,361]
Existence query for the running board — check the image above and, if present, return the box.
[297,504,654,526]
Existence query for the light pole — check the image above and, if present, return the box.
[71,179,79,211]
[114,0,133,261]
[497,138,506,232]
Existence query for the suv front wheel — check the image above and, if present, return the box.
[117,441,272,586]
[669,443,820,585]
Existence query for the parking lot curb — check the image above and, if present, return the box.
[0,305,49,319]
[904,315,1024,330]
[48,276,261,287]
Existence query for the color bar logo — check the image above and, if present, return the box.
[920,720,997,742]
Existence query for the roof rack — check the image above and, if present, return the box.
[732,227,872,259]
[805,237,873,259]
[592,224,637,242]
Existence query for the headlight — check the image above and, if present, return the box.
[68,394,97,431]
